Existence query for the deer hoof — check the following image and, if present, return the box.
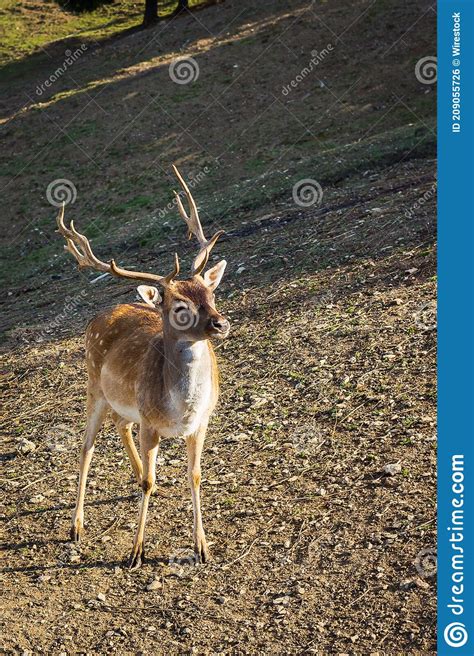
[195,537,209,564]
[128,544,145,570]
[70,522,83,543]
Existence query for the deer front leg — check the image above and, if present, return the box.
[71,394,108,542]
[186,425,208,563]
[128,424,160,570]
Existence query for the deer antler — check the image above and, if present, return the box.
[172,164,224,275]
[56,203,179,285]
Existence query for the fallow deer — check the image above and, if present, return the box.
[56,165,230,569]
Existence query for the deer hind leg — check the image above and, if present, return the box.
[110,411,143,486]
[128,423,160,570]
[186,424,209,563]
[71,391,108,543]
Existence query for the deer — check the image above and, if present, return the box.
[56,165,230,569]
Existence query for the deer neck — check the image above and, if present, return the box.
[162,337,211,407]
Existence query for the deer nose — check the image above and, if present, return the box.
[210,317,230,333]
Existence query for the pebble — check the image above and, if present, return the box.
[383,463,402,476]
[146,580,162,591]
[97,592,106,602]
[17,438,36,454]
[29,494,45,504]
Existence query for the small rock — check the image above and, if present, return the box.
[383,463,402,476]
[97,592,106,602]
[161,565,181,577]
[251,397,268,408]
[227,433,247,443]
[17,438,36,454]
[414,577,430,590]
[146,580,162,591]
[29,494,45,504]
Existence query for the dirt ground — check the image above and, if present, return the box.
[1,0,437,654]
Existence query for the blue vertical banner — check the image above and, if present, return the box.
[438,1,474,654]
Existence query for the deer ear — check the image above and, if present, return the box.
[203,260,227,291]
[137,285,161,307]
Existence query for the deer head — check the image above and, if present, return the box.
[56,165,230,342]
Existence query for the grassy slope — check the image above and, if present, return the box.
[0,0,435,291]
[0,0,208,65]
